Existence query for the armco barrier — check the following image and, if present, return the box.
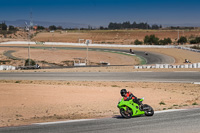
[134,63,200,69]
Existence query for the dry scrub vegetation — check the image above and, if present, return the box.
[32,30,200,44]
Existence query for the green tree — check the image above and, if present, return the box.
[144,34,159,45]
[57,26,63,30]
[152,24,159,29]
[190,37,200,44]
[134,39,143,45]
[144,35,150,44]
[25,59,36,66]
[196,37,200,43]
[37,26,45,30]
[0,22,7,30]
[190,39,197,44]
[178,36,187,44]
[9,25,15,31]
[49,25,57,31]
[159,38,172,45]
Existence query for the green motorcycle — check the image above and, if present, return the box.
[117,97,154,118]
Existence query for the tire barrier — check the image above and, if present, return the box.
[134,63,200,69]
[0,65,16,70]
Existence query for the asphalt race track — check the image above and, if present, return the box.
[0,108,200,133]
[0,72,200,83]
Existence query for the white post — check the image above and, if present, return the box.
[86,40,89,65]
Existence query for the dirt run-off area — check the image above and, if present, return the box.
[0,80,200,127]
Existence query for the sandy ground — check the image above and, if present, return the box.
[0,80,199,127]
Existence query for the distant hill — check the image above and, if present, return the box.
[0,19,89,28]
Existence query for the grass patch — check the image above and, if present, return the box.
[192,102,198,105]
[111,85,120,87]
[159,101,166,105]
[15,81,21,83]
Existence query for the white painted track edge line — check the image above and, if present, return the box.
[33,119,96,125]
[155,109,187,114]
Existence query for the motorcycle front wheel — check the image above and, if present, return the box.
[143,104,154,116]
[120,107,133,118]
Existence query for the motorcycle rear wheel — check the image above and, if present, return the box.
[120,108,133,118]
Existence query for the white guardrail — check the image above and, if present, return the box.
[134,63,200,69]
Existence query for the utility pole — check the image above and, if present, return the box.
[28,11,33,66]
[86,40,89,65]
[28,31,30,66]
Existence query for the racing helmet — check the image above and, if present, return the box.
[120,89,127,97]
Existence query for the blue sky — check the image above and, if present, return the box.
[0,0,200,27]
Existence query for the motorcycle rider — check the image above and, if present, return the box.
[120,89,141,105]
